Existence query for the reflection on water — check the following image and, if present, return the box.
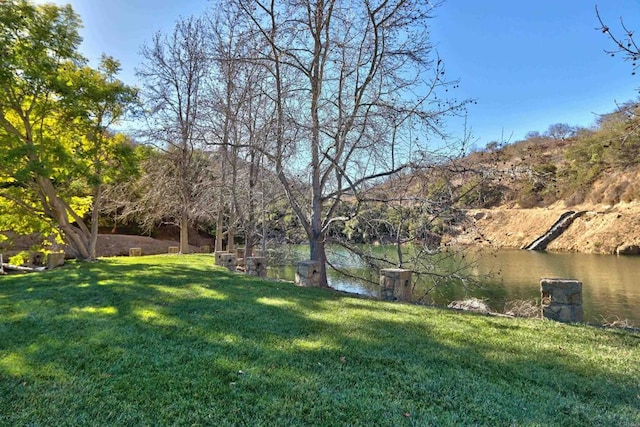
[269,246,640,325]
[471,249,640,325]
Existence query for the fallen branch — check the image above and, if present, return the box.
[1,263,46,273]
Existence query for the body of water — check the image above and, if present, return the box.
[269,246,640,326]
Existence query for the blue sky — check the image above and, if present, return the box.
[430,0,640,146]
[34,0,640,148]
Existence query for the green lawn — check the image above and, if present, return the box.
[1,254,638,426]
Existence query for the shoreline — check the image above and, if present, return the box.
[451,203,640,255]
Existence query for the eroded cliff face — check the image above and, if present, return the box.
[451,202,640,254]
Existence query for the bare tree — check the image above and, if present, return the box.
[326,144,490,299]
[227,0,468,286]
[137,16,213,253]
[204,4,285,255]
[544,123,576,141]
[596,5,640,75]
[134,149,217,235]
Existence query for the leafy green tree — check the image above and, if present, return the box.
[0,0,138,260]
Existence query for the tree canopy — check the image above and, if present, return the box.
[0,0,138,260]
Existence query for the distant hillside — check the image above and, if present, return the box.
[364,102,640,254]
[435,102,640,210]
[436,101,640,253]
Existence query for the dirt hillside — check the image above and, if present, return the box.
[453,201,640,254]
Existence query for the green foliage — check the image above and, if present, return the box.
[516,181,542,208]
[516,163,560,208]
[462,101,640,206]
[560,110,638,202]
[0,255,638,425]
[457,177,505,208]
[7,251,29,266]
[0,1,139,258]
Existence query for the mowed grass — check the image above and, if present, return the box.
[0,255,638,426]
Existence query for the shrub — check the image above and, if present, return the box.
[8,251,29,266]
[504,299,541,318]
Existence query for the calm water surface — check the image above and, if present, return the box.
[269,246,640,325]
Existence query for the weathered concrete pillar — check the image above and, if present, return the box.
[168,246,179,254]
[236,247,245,267]
[129,248,142,257]
[214,251,227,266]
[295,260,321,287]
[246,257,267,278]
[220,253,237,272]
[380,268,413,301]
[540,278,583,323]
[46,252,65,269]
[28,251,45,267]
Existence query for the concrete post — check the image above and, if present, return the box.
[540,278,583,323]
[246,257,267,278]
[214,251,227,266]
[46,252,65,269]
[28,251,45,267]
[380,268,413,301]
[236,247,245,267]
[295,260,321,287]
[220,253,237,272]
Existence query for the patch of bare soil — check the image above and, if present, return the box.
[453,201,640,254]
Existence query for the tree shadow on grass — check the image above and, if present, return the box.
[0,255,638,426]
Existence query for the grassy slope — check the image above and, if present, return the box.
[0,255,638,426]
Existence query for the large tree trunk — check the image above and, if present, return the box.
[89,185,102,260]
[37,177,93,260]
[216,145,228,252]
[245,161,257,259]
[215,205,224,252]
[310,189,328,287]
[227,223,235,252]
[227,149,239,252]
[180,209,189,254]
[309,233,328,288]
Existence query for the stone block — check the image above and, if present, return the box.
[295,260,321,287]
[46,252,65,269]
[220,253,237,272]
[214,251,227,266]
[246,257,267,277]
[200,245,211,253]
[540,278,583,323]
[380,268,413,301]
[129,248,142,257]
[168,246,179,254]
[235,248,245,267]
[28,251,45,267]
